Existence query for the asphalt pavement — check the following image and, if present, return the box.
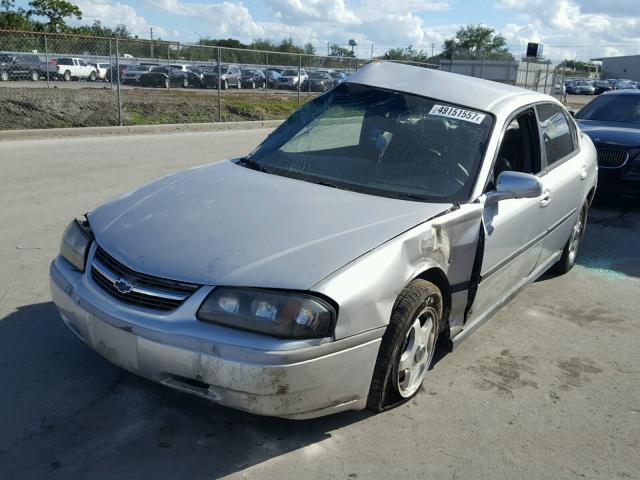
[0,130,638,480]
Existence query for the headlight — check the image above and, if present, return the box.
[197,287,336,339]
[59,218,92,271]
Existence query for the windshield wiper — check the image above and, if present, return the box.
[237,157,271,173]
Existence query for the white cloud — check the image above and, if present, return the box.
[497,0,640,60]
[73,0,166,38]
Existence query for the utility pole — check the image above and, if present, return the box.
[371,43,374,59]
[431,42,434,59]
[327,41,330,56]
[150,27,154,58]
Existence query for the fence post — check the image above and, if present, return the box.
[108,39,113,89]
[297,53,301,109]
[480,51,486,79]
[115,38,122,126]
[505,55,512,84]
[217,47,222,122]
[167,43,171,90]
[265,51,269,94]
[544,62,550,94]
[44,34,50,88]
[449,48,454,72]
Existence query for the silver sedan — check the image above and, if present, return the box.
[50,61,598,419]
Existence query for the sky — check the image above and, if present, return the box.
[14,0,640,60]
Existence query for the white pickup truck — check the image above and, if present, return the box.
[55,57,97,81]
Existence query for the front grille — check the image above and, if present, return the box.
[91,246,200,311]
[596,148,629,169]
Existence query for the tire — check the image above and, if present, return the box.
[0,70,9,82]
[553,201,588,274]
[183,78,189,88]
[164,78,170,89]
[30,70,39,81]
[237,79,241,89]
[251,80,255,89]
[63,70,71,82]
[88,71,96,82]
[223,80,228,90]
[367,279,442,412]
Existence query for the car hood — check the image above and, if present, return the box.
[87,160,452,289]
[577,120,640,147]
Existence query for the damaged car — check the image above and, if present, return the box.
[50,61,598,419]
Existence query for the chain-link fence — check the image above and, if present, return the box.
[1,29,574,131]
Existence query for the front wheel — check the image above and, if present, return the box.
[367,279,441,412]
[30,70,40,81]
[164,78,170,89]
[63,70,71,81]
[88,71,96,82]
[0,70,9,81]
[182,78,189,88]
[553,202,588,274]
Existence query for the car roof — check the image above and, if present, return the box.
[347,61,551,112]
[601,89,640,96]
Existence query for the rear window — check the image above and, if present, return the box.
[575,94,640,124]
[536,104,576,166]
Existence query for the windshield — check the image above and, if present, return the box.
[576,94,640,123]
[149,66,166,73]
[245,84,493,203]
[310,73,326,79]
[283,70,297,76]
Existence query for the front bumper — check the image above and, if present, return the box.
[49,253,382,419]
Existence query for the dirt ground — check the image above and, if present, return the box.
[0,86,312,130]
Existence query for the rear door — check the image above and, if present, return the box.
[535,103,585,264]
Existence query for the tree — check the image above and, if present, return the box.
[303,42,315,55]
[383,45,431,64]
[28,0,82,32]
[0,0,35,30]
[442,24,509,59]
[329,43,354,57]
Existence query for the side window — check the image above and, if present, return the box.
[78,59,87,66]
[488,109,541,190]
[536,103,576,167]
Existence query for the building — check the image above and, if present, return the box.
[592,54,640,82]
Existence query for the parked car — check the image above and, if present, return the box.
[574,90,640,195]
[54,57,97,81]
[612,79,636,90]
[0,52,42,81]
[200,64,242,89]
[138,66,191,88]
[275,68,308,89]
[51,62,597,419]
[240,69,266,89]
[329,71,347,87]
[91,62,111,81]
[592,80,612,95]
[567,80,595,95]
[122,65,154,85]
[262,69,281,88]
[104,63,129,83]
[302,71,333,92]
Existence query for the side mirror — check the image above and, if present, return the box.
[568,110,576,117]
[486,171,543,205]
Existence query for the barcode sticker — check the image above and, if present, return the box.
[428,104,486,124]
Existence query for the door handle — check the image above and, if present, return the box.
[579,165,588,180]
[540,189,552,207]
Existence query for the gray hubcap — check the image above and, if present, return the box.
[396,302,438,398]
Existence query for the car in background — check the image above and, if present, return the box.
[302,71,333,92]
[329,71,347,87]
[567,80,595,95]
[0,52,42,81]
[51,62,597,419]
[104,63,130,83]
[612,79,636,90]
[275,68,308,89]
[91,62,111,81]
[240,69,266,89]
[138,66,192,88]
[200,64,242,89]
[54,57,97,81]
[592,80,612,95]
[122,65,154,85]
[262,69,281,88]
[574,90,640,196]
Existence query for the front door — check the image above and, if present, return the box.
[467,108,548,322]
